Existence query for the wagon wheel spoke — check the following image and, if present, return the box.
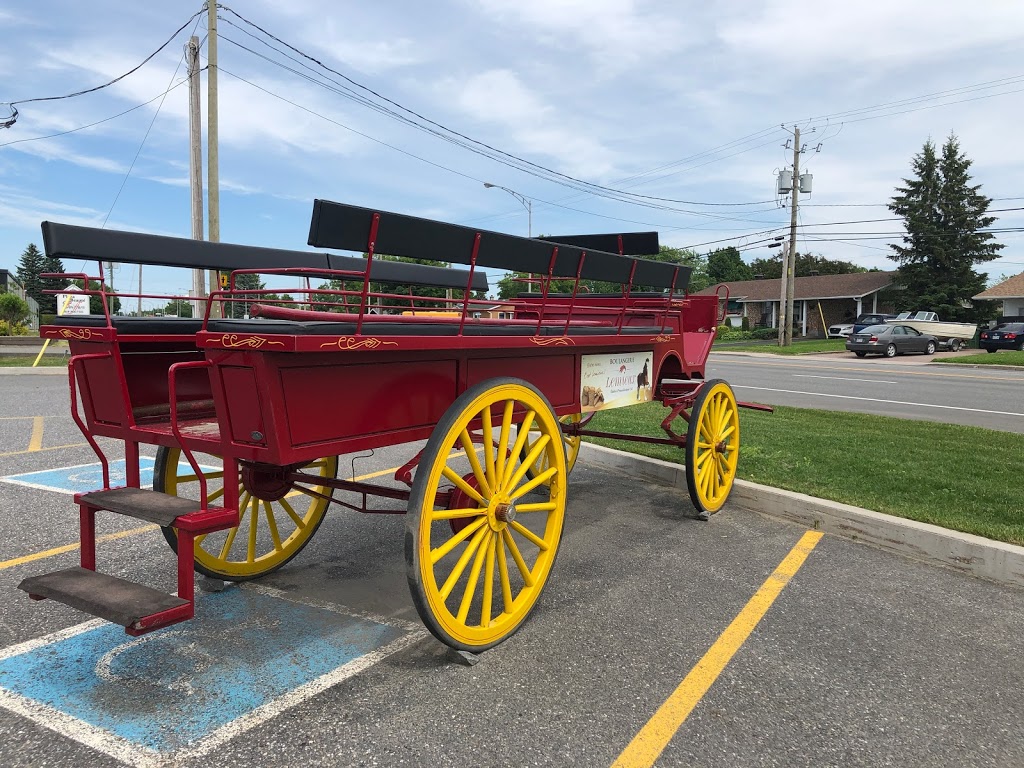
[409,380,567,651]
[520,412,582,484]
[154,448,338,580]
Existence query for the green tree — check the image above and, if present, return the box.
[39,253,66,315]
[707,246,752,283]
[496,245,707,299]
[0,290,31,334]
[747,252,866,281]
[163,299,194,318]
[888,134,1003,322]
[15,243,46,311]
[68,279,121,316]
[315,254,466,312]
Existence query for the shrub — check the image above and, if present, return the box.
[751,327,779,340]
[741,316,750,331]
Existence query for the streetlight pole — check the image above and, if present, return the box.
[484,182,533,292]
[483,183,531,238]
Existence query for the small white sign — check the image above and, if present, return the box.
[57,284,90,316]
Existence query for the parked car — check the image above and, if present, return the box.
[852,313,897,334]
[827,323,854,339]
[979,322,1024,352]
[846,324,938,358]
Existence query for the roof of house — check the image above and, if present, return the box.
[695,271,896,302]
[973,272,1024,300]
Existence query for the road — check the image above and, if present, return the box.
[2,373,1023,767]
[707,351,1024,433]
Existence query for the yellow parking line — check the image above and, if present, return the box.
[611,530,824,768]
[28,417,44,452]
[0,525,159,571]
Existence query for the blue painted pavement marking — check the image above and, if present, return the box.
[0,588,406,754]
[1,457,210,495]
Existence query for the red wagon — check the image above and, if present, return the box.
[20,201,765,651]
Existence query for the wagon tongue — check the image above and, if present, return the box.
[18,488,237,635]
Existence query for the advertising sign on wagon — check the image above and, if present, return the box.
[580,351,654,412]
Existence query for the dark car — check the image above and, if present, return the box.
[979,322,1024,352]
[846,324,938,358]
[852,313,897,334]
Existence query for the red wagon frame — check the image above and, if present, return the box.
[19,200,767,652]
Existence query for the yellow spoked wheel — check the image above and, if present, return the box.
[154,447,338,580]
[406,378,567,651]
[684,379,740,514]
[520,412,583,482]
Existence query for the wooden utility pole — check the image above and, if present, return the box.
[783,126,800,346]
[777,241,788,344]
[206,1,221,318]
[187,35,205,317]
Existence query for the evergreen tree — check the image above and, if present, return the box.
[707,247,752,283]
[888,134,1002,322]
[15,243,46,311]
[39,254,66,315]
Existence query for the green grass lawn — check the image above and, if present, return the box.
[584,402,1024,545]
[0,355,67,367]
[934,350,1024,366]
[717,338,847,355]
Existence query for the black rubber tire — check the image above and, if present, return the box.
[855,352,867,358]
[949,339,962,352]
[986,348,998,354]
[885,344,897,358]
[925,341,936,355]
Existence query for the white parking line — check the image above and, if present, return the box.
[734,385,1024,418]
[794,375,897,384]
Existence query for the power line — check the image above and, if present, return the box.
[214,4,780,209]
[0,78,194,149]
[0,9,205,129]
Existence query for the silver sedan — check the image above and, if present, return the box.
[845,324,937,358]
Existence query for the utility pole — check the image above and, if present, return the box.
[784,126,800,346]
[206,1,221,318]
[777,240,788,343]
[187,35,205,318]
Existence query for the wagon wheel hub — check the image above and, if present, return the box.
[241,462,302,501]
[494,502,517,524]
[715,440,727,454]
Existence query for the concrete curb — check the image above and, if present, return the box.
[0,367,67,375]
[579,442,1024,589]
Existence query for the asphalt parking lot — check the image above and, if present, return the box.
[1,373,1023,767]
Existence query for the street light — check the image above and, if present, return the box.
[483,182,532,238]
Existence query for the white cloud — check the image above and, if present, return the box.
[446,69,617,178]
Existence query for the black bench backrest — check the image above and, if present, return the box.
[40,221,487,292]
[307,200,689,291]
[538,232,660,256]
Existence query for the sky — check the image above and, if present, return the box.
[1,0,1023,307]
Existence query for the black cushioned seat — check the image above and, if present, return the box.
[53,316,206,334]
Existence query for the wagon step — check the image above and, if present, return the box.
[78,487,236,532]
[18,567,191,633]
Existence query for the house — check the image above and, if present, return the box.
[695,271,897,337]
[972,273,1024,321]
